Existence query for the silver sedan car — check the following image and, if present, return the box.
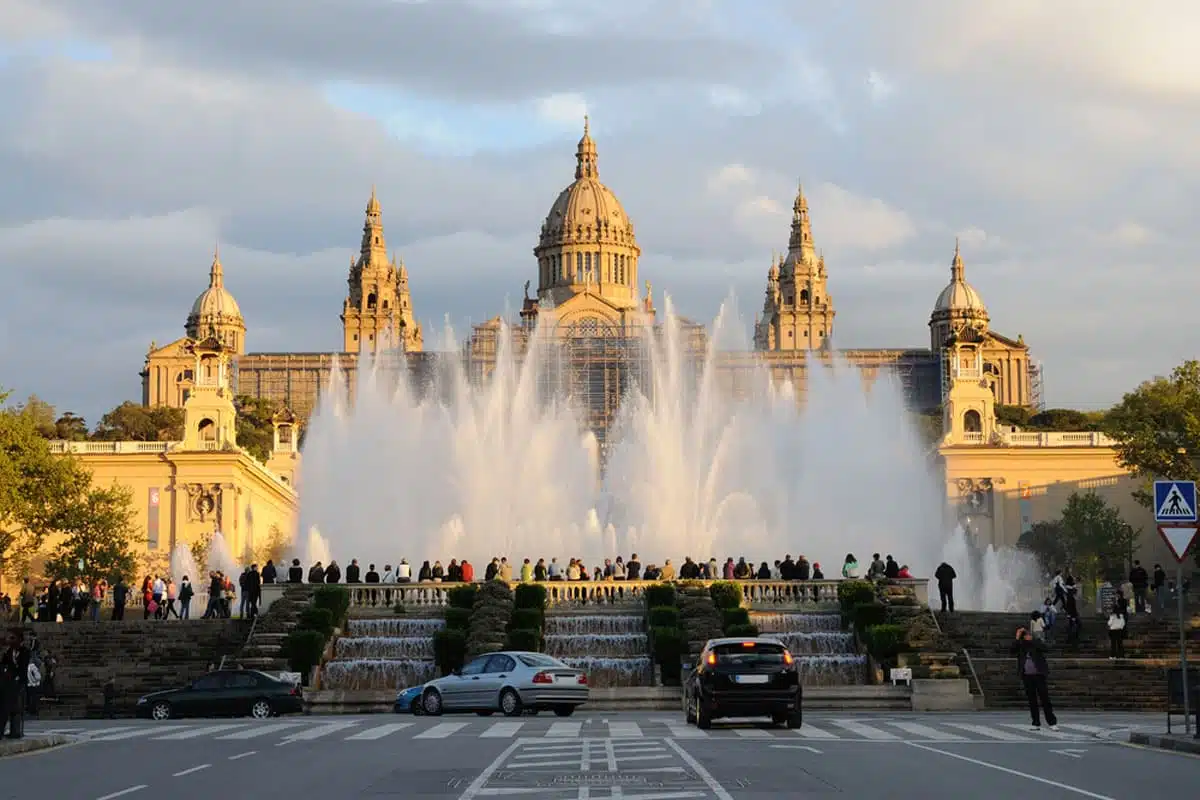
[419,651,589,718]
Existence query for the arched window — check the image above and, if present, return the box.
[198,418,216,441]
[800,289,809,304]
[367,293,378,310]
[963,410,982,433]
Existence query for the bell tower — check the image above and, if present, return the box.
[341,188,422,353]
[180,337,239,451]
[941,327,997,445]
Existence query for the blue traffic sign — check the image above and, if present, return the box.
[1154,480,1197,523]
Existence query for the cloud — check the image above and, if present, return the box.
[1,0,1199,420]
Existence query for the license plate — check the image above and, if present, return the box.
[735,674,769,684]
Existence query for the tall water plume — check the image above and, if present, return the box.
[206,531,240,577]
[169,542,199,583]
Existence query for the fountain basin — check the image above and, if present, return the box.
[544,634,648,659]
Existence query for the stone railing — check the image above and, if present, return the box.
[327,577,928,611]
[957,431,1114,447]
[47,440,171,455]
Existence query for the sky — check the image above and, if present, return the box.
[1,0,1198,422]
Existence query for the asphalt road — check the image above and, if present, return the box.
[6,711,1195,799]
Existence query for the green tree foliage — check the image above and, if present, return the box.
[234,394,276,462]
[15,394,58,438]
[1016,520,1069,574]
[92,402,184,441]
[53,412,89,440]
[1055,491,1138,584]
[45,483,139,585]
[995,404,1032,427]
[1104,360,1200,508]
[0,390,94,578]
[997,405,1107,432]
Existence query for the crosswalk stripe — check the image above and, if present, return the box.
[345,723,413,741]
[734,729,773,738]
[546,721,582,737]
[282,721,360,741]
[997,723,1077,739]
[888,721,967,741]
[216,722,303,740]
[92,728,179,741]
[413,722,468,739]
[80,726,134,737]
[665,723,708,738]
[153,724,248,740]
[607,721,643,737]
[792,724,838,740]
[1056,723,1104,735]
[942,722,1033,741]
[481,721,524,738]
[828,720,899,740]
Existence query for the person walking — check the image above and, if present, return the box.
[1107,610,1126,660]
[1011,627,1058,732]
[935,562,957,613]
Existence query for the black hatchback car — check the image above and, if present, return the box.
[136,669,304,721]
[683,637,802,730]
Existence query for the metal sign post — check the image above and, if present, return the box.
[1179,561,1191,735]
[1155,482,1197,737]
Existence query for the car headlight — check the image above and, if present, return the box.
[136,698,148,704]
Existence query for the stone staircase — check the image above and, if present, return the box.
[939,611,1200,710]
[232,586,315,672]
[31,620,248,719]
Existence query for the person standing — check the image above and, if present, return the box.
[935,562,957,613]
[1107,611,1126,660]
[1129,561,1149,613]
[1011,627,1058,732]
[112,577,128,621]
[178,576,193,619]
[246,564,262,620]
[0,629,31,738]
[1153,563,1167,611]
[18,579,35,624]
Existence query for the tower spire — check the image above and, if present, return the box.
[787,180,815,263]
[361,186,387,263]
[209,245,224,289]
[951,237,964,282]
[575,115,598,180]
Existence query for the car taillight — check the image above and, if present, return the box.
[706,652,717,666]
[532,672,553,684]
[290,685,302,696]
[577,674,588,685]
[783,650,794,666]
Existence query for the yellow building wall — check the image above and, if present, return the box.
[940,443,1172,568]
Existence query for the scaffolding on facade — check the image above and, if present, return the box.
[1028,359,1045,411]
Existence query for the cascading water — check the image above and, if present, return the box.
[321,617,445,691]
[296,297,1035,610]
[753,612,867,685]
[206,531,240,578]
[543,615,652,687]
[169,542,200,583]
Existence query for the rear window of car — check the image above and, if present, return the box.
[712,642,786,665]
[518,653,567,668]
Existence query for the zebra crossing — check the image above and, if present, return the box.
[32,716,1111,746]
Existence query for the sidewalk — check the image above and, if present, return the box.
[0,734,72,757]
[1129,731,1200,755]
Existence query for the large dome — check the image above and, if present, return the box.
[186,250,246,351]
[932,242,988,321]
[537,119,638,252]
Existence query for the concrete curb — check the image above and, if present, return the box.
[0,734,73,758]
[1128,731,1200,755]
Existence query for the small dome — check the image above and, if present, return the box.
[189,253,243,321]
[932,241,988,321]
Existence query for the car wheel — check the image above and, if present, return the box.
[476,710,495,717]
[411,702,423,716]
[150,701,172,721]
[684,687,696,724]
[552,705,574,718]
[499,688,523,718]
[694,698,712,730]
[786,711,803,730]
[422,689,444,716]
[250,699,273,720]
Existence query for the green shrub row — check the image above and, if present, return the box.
[506,582,547,653]
[648,605,679,628]
[650,626,686,685]
[433,629,467,675]
[465,580,514,661]
[312,586,350,628]
[837,580,876,612]
[447,584,478,610]
[285,587,350,683]
[444,606,472,632]
[708,581,742,610]
[644,583,676,609]
[850,602,887,631]
[863,623,908,661]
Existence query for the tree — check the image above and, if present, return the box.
[1058,491,1137,586]
[1103,360,1200,508]
[995,404,1032,427]
[15,394,58,438]
[252,523,290,566]
[0,390,93,579]
[234,395,276,462]
[92,402,184,441]
[54,413,89,440]
[1017,520,1069,574]
[45,483,139,585]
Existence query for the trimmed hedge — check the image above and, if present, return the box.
[513,583,548,610]
[851,602,888,631]
[312,586,350,628]
[444,606,472,632]
[283,629,326,682]
[509,608,544,632]
[648,605,680,628]
[725,623,759,637]
[650,626,686,685]
[644,583,677,608]
[467,580,515,657]
[447,585,478,610]
[433,629,468,676]
[505,628,542,652]
[296,607,334,638]
[721,608,750,631]
[864,624,907,660]
[708,581,742,610]
[838,580,876,612]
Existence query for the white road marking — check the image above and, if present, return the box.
[1052,749,1089,759]
[545,721,582,737]
[828,719,899,740]
[153,724,248,740]
[792,724,838,739]
[612,754,672,762]
[415,722,469,739]
[1057,723,1106,734]
[665,722,708,738]
[282,721,360,741]
[95,787,147,800]
[607,721,642,737]
[888,721,968,741]
[664,739,735,800]
[216,722,303,740]
[91,728,174,741]
[480,721,524,738]
[906,742,1116,799]
[172,764,210,777]
[733,729,772,738]
[228,751,256,760]
[999,723,1079,739]
[942,722,1034,742]
[345,723,413,740]
[455,740,525,800]
[770,745,822,754]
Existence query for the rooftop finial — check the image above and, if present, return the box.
[951,238,965,282]
[209,245,224,289]
[576,114,598,179]
[584,114,590,137]
[367,185,380,215]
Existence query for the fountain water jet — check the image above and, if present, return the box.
[206,531,239,577]
[169,542,199,583]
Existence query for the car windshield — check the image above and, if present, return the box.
[712,642,786,666]
[517,653,567,668]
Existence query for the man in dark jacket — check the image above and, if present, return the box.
[1128,561,1149,613]
[0,629,31,739]
[287,559,304,583]
[345,559,361,584]
[1010,627,1058,731]
[245,564,262,620]
[112,578,128,621]
[934,562,957,612]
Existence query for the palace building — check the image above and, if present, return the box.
[141,120,1043,437]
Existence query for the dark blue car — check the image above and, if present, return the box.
[394,684,424,715]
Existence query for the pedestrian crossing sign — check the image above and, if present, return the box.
[1155,480,1197,522]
